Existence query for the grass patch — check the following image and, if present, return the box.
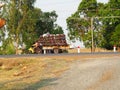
[0,57,70,90]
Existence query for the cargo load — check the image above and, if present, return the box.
[29,34,69,54]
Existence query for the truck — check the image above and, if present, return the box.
[29,34,69,54]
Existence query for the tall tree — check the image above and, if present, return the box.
[67,0,100,50]
[67,0,120,51]
[6,0,37,54]
[111,24,120,47]
[35,10,64,36]
[101,0,120,49]
[0,0,11,54]
[0,0,64,54]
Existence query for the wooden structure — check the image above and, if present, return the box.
[30,34,69,54]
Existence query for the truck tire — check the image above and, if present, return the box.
[54,48,59,54]
[34,47,42,54]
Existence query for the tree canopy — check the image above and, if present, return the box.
[66,0,120,50]
[0,0,64,54]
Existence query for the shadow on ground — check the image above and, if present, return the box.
[0,77,58,90]
[23,78,58,90]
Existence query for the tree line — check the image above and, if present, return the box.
[0,0,63,54]
[66,0,120,51]
[0,0,120,54]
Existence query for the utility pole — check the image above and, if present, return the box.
[90,16,120,53]
[91,17,94,53]
[72,15,120,53]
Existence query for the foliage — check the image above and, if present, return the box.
[101,0,120,49]
[0,0,64,54]
[51,24,63,34]
[35,11,63,36]
[21,8,42,49]
[0,38,15,54]
[0,0,38,54]
[111,24,120,47]
[67,0,100,48]
[67,0,120,50]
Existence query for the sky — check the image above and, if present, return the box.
[35,0,108,47]
[35,0,108,30]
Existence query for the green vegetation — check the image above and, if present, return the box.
[0,0,64,55]
[67,0,120,50]
[0,0,120,54]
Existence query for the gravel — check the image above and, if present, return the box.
[41,56,120,90]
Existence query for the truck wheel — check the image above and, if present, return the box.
[54,48,59,54]
[34,47,42,54]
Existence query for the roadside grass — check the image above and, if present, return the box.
[0,57,69,90]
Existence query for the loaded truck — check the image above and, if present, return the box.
[29,34,69,54]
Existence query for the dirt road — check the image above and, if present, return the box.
[42,56,120,90]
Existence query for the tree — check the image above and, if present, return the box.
[111,24,120,47]
[67,0,102,50]
[0,38,15,55]
[67,0,120,51]
[100,0,120,49]
[35,10,64,36]
[21,8,43,49]
[0,0,64,54]
[3,0,37,54]
[51,24,63,34]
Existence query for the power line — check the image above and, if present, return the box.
[95,16,120,19]
[77,9,120,12]
[36,0,80,6]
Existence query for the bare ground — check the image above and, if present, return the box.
[0,53,120,90]
[41,54,120,90]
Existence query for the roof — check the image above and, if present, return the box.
[37,34,68,46]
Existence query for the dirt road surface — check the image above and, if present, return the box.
[41,55,120,90]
